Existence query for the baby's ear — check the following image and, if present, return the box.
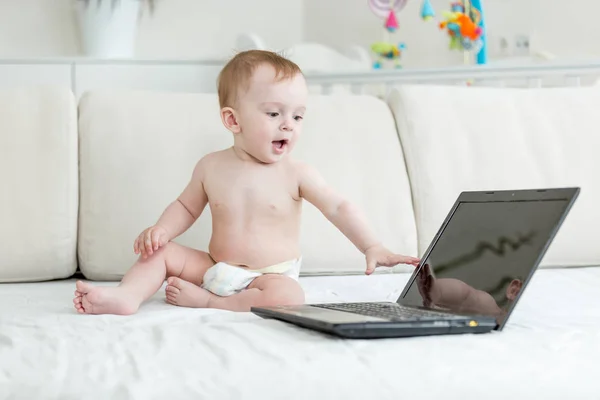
[505,279,523,301]
[220,107,241,134]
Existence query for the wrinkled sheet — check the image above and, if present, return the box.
[1,268,600,400]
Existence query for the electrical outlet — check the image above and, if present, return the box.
[499,36,510,56]
[488,35,510,57]
[514,34,530,56]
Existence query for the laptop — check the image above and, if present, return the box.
[251,188,580,339]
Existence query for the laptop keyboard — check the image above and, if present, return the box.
[312,302,465,321]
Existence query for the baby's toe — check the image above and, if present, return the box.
[166,276,186,289]
[166,293,178,305]
[165,285,180,295]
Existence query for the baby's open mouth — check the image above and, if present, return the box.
[272,139,288,150]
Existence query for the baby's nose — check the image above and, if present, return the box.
[280,120,294,131]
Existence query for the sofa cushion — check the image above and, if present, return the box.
[388,84,600,267]
[0,87,78,282]
[77,91,417,279]
[77,91,229,280]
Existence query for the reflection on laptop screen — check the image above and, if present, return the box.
[399,199,570,326]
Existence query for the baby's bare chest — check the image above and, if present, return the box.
[204,167,300,217]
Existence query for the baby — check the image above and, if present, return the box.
[73,50,420,315]
[416,263,523,322]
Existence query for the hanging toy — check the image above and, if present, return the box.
[385,9,399,32]
[368,0,408,69]
[438,1,484,56]
[371,42,406,69]
[421,0,435,21]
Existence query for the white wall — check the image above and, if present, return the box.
[0,0,80,57]
[527,0,600,60]
[135,0,303,59]
[0,0,303,59]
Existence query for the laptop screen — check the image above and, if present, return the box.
[398,198,570,327]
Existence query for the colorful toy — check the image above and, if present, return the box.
[438,1,486,63]
[368,0,408,69]
[385,9,399,32]
[371,42,406,69]
[421,0,435,21]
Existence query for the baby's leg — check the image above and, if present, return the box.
[73,242,214,315]
[166,274,305,312]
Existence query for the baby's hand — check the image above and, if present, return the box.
[134,225,169,259]
[364,244,420,275]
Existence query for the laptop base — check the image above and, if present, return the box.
[252,304,497,339]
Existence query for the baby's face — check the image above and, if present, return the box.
[235,64,308,164]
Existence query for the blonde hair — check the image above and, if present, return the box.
[217,50,303,109]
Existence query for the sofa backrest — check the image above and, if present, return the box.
[388,84,600,267]
[4,83,598,283]
[0,87,78,282]
[76,91,417,279]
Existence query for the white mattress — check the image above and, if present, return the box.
[1,268,600,400]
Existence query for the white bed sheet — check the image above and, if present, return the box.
[1,268,600,400]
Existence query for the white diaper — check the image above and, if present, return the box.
[201,257,302,297]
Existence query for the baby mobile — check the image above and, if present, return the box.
[368,0,409,69]
[368,0,487,69]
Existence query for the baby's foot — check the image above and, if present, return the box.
[165,277,211,308]
[73,281,140,315]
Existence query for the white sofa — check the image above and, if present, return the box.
[1,84,600,399]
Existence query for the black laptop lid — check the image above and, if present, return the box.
[398,188,579,329]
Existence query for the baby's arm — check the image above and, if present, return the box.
[157,158,209,239]
[297,162,419,273]
[297,163,379,252]
[432,278,503,316]
[135,159,208,258]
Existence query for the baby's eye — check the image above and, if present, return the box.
[267,112,279,117]
[294,115,303,121]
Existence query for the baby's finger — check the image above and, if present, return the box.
[139,234,149,258]
[138,234,146,256]
[386,255,417,266]
[365,258,377,275]
[151,230,161,250]
[143,230,153,256]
